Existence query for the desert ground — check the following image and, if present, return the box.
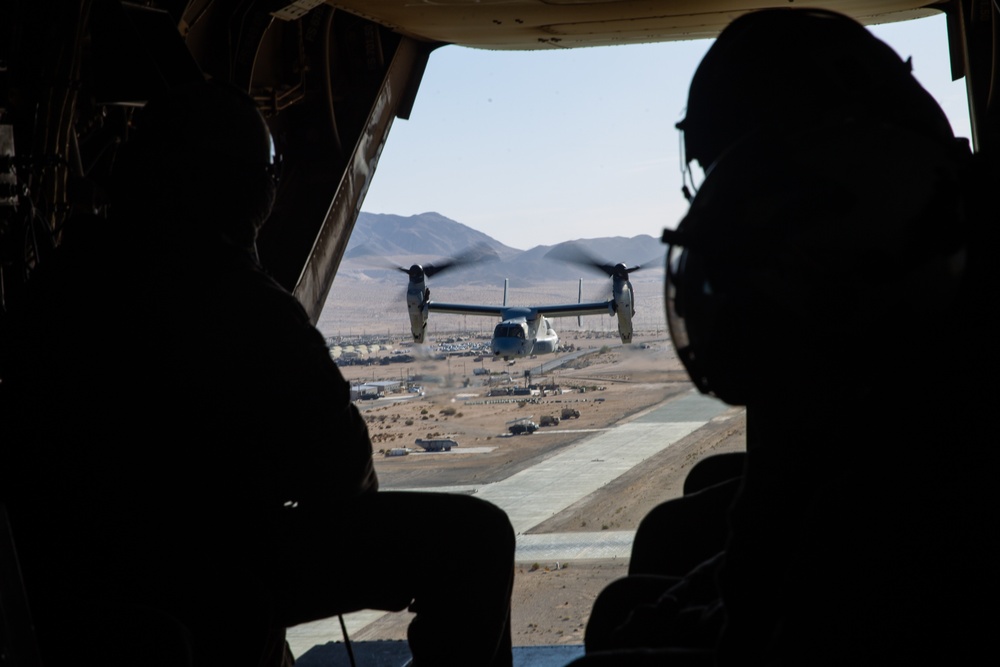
[330,330,747,649]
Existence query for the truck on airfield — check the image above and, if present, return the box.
[414,438,458,452]
[507,417,538,435]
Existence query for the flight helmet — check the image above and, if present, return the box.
[663,9,969,405]
[676,8,954,179]
[664,119,968,405]
[114,79,278,249]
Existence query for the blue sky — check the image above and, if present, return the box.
[360,12,970,250]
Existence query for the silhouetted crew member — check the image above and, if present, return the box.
[573,8,997,666]
[0,80,514,666]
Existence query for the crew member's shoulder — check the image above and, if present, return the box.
[211,248,310,319]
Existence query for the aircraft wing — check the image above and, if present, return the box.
[427,301,612,319]
[428,302,507,317]
[536,302,613,319]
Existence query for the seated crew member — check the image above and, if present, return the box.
[0,80,515,667]
[573,7,997,665]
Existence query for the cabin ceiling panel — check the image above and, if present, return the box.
[325,1,944,50]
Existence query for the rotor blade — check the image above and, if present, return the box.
[546,244,611,275]
[370,244,499,281]
[424,243,500,278]
[548,244,639,279]
[422,261,456,278]
[367,256,411,274]
[639,251,668,270]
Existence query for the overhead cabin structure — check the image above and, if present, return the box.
[2,1,997,331]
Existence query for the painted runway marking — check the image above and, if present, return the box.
[516,531,636,561]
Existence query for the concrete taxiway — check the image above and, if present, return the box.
[287,390,738,658]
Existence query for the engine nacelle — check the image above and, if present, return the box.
[611,276,634,344]
[407,282,429,343]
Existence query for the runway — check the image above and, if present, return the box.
[287,389,738,654]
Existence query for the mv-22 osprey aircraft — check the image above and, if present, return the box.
[396,252,640,360]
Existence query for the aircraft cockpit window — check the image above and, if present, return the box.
[494,324,525,339]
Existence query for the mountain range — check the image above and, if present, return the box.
[338,212,667,289]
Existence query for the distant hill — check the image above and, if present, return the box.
[344,212,520,261]
[338,212,666,289]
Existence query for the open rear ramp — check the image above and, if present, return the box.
[296,642,584,667]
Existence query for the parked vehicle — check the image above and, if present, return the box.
[540,415,560,427]
[508,421,538,435]
[561,408,581,419]
[414,438,458,452]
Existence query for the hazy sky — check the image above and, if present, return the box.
[360,12,971,250]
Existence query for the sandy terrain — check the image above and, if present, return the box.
[333,331,746,647]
